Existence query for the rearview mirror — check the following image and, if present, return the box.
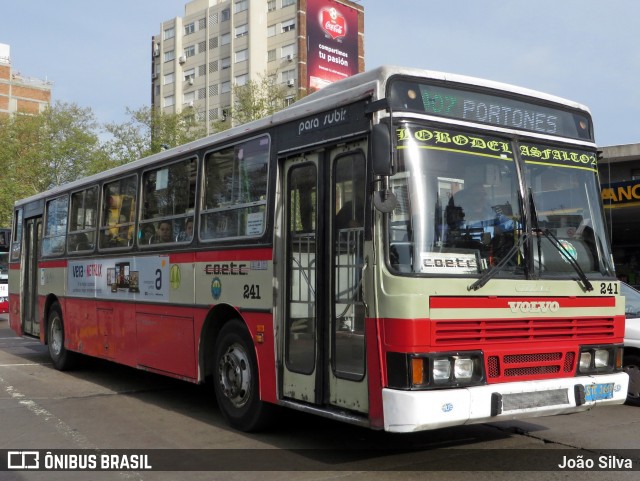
[372,123,393,176]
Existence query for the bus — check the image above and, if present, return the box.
[8,66,628,432]
[1,228,9,313]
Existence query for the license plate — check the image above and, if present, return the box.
[585,383,614,401]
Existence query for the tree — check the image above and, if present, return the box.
[42,102,106,185]
[0,102,105,227]
[102,106,208,166]
[0,78,300,227]
[229,73,295,126]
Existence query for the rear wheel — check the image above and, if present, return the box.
[623,353,640,406]
[48,304,77,371]
[213,319,273,431]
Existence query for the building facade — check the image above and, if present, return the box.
[598,144,640,287]
[0,43,53,116]
[151,0,365,134]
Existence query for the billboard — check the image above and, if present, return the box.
[307,0,359,90]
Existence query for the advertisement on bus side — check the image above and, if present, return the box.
[67,256,169,301]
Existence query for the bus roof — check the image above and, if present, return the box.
[13,65,591,207]
[296,65,590,114]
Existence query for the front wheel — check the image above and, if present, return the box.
[213,319,274,431]
[47,304,77,371]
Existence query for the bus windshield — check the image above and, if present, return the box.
[387,123,613,278]
[523,142,614,277]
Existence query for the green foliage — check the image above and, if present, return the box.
[230,73,295,125]
[0,76,297,228]
[0,102,104,227]
[102,106,208,165]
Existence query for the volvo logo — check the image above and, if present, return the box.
[508,301,560,313]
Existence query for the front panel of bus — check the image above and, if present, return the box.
[371,76,627,432]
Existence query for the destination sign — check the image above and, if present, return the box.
[389,78,593,141]
[519,143,597,171]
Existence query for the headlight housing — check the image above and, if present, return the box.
[577,345,623,374]
[387,351,485,389]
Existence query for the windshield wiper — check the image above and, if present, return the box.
[468,232,528,291]
[527,189,593,292]
[540,228,593,292]
[526,188,544,278]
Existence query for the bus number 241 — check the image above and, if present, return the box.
[243,284,261,300]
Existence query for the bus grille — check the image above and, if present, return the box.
[486,351,576,382]
[433,317,611,382]
[433,317,615,344]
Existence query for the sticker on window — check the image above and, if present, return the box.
[420,252,478,274]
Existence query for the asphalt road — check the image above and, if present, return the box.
[1,313,639,481]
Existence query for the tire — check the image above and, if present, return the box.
[623,353,640,406]
[47,304,77,371]
[213,319,274,431]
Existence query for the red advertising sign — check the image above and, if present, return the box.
[307,0,359,90]
[321,7,346,40]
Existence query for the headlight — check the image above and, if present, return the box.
[431,354,483,386]
[594,349,610,368]
[454,357,475,380]
[433,358,451,381]
[577,345,623,374]
[386,351,485,389]
[579,352,592,372]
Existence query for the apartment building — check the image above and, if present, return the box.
[151,0,364,134]
[0,43,52,116]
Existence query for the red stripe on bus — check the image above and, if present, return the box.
[430,296,616,309]
[10,263,20,270]
[38,260,68,269]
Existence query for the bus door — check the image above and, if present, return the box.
[280,144,368,414]
[22,217,42,336]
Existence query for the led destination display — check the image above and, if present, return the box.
[389,78,593,141]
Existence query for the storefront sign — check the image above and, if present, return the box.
[601,179,640,208]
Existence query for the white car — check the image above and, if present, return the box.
[622,282,640,405]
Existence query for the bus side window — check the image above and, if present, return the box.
[140,157,197,246]
[99,176,137,250]
[68,186,98,253]
[200,136,269,241]
[43,195,69,257]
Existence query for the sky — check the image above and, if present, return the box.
[2,0,640,147]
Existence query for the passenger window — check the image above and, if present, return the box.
[99,176,137,249]
[140,157,197,245]
[201,135,269,240]
[68,186,98,253]
[43,196,69,256]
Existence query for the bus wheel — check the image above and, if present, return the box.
[213,319,273,431]
[48,304,76,371]
[624,353,640,406]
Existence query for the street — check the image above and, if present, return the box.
[1,313,639,481]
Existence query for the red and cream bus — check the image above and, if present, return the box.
[1,228,9,313]
[8,66,628,432]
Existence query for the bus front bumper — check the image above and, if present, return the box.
[382,372,629,433]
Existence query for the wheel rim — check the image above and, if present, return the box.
[50,316,63,357]
[218,343,252,408]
